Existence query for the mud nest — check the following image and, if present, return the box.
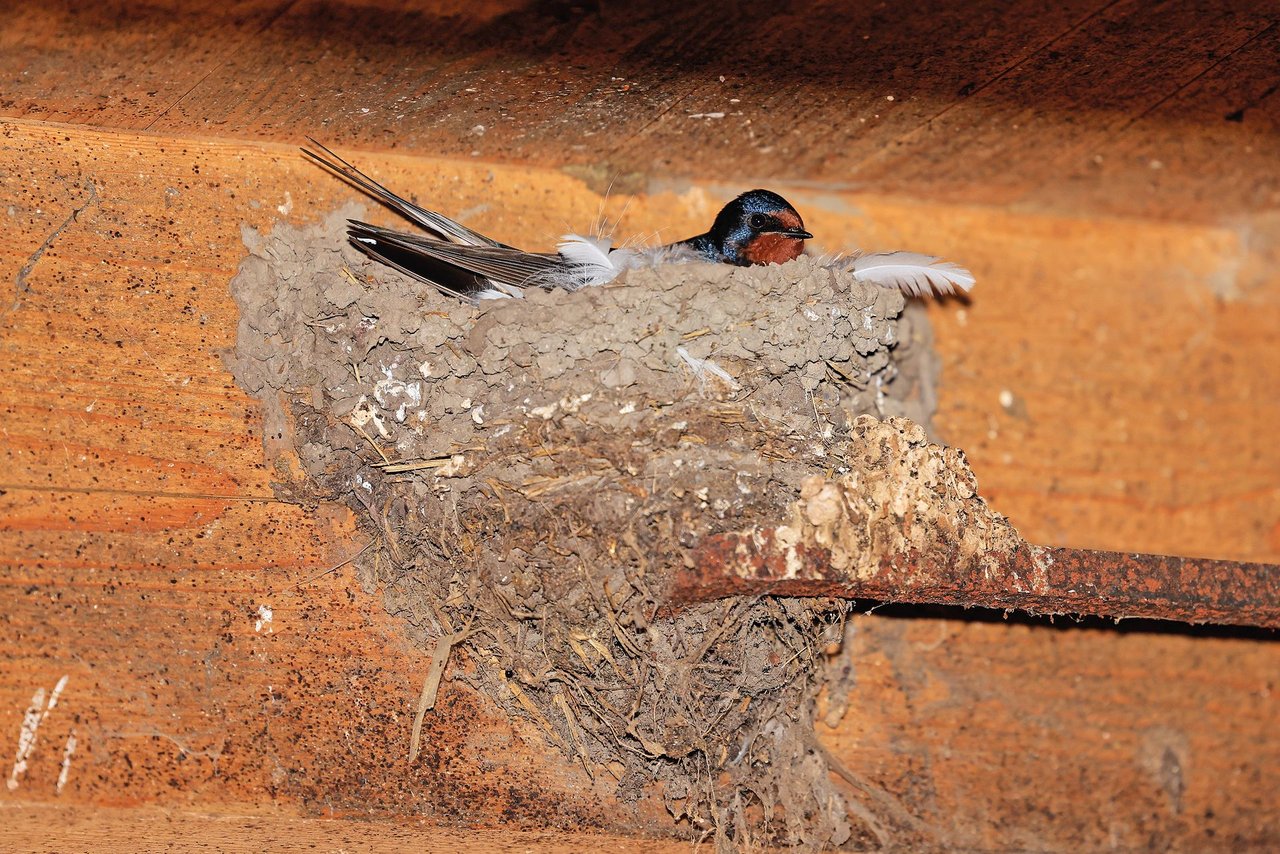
[229,206,949,848]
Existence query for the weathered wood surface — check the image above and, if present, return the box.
[0,803,688,853]
[824,614,1278,851]
[2,119,1276,849]
[1,0,1278,848]
[0,126,639,832]
[1,1,1276,221]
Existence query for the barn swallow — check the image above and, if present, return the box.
[303,141,974,300]
[304,141,812,301]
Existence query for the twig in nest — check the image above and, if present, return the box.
[484,478,513,524]
[379,497,405,566]
[303,314,346,328]
[596,586,645,658]
[372,455,456,473]
[810,389,826,430]
[502,670,563,748]
[825,359,866,389]
[682,599,743,669]
[409,616,475,763]
[565,634,596,669]
[708,406,747,425]
[351,421,389,464]
[699,691,747,741]
[552,691,596,779]
[520,468,612,499]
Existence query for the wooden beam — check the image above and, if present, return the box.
[1,118,1277,847]
[2,1,1276,221]
[0,803,691,852]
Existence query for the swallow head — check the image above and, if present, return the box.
[707,189,813,266]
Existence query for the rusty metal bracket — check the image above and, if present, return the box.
[673,528,1280,630]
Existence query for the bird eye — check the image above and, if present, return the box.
[748,213,768,230]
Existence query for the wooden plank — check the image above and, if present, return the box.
[0,487,635,825]
[1077,18,1280,219]
[0,123,651,499]
[0,123,648,828]
[847,0,1280,219]
[5,494,1278,848]
[606,0,1110,193]
[821,614,1280,851]
[3,1,1277,222]
[6,119,1275,558]
[0,1,293,129]
[0,803,690,853]
[5,609,1278,854]
[0,121,1277,847]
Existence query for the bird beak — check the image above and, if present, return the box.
[779,228,813,240]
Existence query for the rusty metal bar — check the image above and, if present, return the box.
[674,528,1280,630]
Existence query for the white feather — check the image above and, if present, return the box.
[831,251,975,297]
[635,242,704,267]
[543,234,704,291]
[676,346,741,390]
[554,234,620,290]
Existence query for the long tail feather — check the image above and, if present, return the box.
[347,220,522,301]
[347,229,478,302]
[348,221,560,294]
[303,139,511,249]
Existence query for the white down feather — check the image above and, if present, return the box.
[829,252,975,297]
[547,234,702,291]
[819,250,967,297]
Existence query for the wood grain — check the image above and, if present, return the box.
[1,29,1278,841]
[824,613,1279,851]
[0,803,690,853]
[843,0,1279,215]
[0,124,638,830]
[1,1,1275,221]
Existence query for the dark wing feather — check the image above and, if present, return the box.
[303,139,513,249]
[348,222,564,293]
